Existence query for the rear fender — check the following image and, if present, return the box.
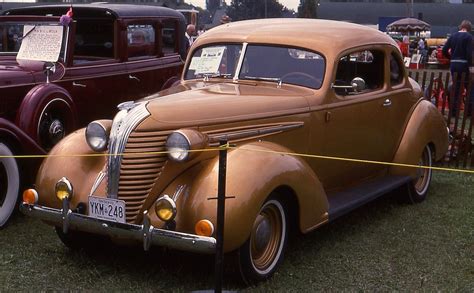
[149,141,329,252]
[390,100,449,177]
[15,83,77,142]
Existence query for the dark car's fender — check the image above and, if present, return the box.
[389,99,449,177]
[147,141,329,252]
[15,83,78,144]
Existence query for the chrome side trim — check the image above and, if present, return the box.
[107,102,150,198]
[20,203,216,254]
[89,171,106,196]
[207,122,304,145]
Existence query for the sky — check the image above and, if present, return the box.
[186,0,300,11]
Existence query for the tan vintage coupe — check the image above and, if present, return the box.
[21,19,448,283]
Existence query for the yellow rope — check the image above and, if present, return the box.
[2,144,473,174]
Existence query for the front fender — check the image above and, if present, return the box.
[390,100,449,177]
[15,83,77,142]
[150,141,328,252]
[35,128,106,209]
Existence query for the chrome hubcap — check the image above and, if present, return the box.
[254,216,271,253]
[48,119,65,145]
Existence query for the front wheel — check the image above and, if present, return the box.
[237,196,288,284]
[0,143,20,228]
[407,145,433,203]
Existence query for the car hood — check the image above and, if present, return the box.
[0,60,38,86]
[142,82,311,127]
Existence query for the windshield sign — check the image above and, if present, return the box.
[185,43,325,89]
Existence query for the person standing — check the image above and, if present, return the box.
[442,20,473,115]
[185,24,196,53]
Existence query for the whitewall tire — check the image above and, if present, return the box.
[0,143,20,227]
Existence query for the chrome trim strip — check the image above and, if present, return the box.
[20,203,216,254]
[89,171,106,196]
[233,42,248,82]
[107,102,150,198]
[208,122,304,145]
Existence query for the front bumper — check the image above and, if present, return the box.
[20,202,216,254]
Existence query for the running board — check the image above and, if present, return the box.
[327,175,412,221]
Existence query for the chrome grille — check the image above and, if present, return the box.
[118,129,172,222]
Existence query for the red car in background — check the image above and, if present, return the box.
[0,4,186,226]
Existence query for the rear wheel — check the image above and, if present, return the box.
[407,145,433,203]
[237,195,288,284]
[0,143,20,228]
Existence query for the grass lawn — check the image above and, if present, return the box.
[0,170,473,291]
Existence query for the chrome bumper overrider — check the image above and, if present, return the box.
[20,202,216,254]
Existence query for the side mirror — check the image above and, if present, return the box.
[351,77,366,92]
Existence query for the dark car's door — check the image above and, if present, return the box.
[125,18,183,100]
[60,17,129,126]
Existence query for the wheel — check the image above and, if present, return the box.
[0,143,20,228]
[407,145,433,203]
[37,99,74,151]
[237,195,288,284]
[280,72,321,87]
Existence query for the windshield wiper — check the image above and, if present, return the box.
[22,25,37,39]
[202,73,233,81]
[242,75,282,87]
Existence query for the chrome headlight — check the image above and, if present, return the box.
[165,129,209,162]
[86,120,111,152]
[55,177,73,201]
[154,195,177,222]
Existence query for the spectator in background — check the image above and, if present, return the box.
[418,37,427,63]
[197,25,206,36]
[442,20,473,116]
[185,24,196,52]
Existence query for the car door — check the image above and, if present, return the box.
[61,16,129,126]
[315,48,396,191]
[125,18,183,100]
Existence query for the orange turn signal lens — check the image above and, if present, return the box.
[195,219,214,237]
[22,189,38,204]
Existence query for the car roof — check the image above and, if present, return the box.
[194,18,398,59]
[2,4,184,19]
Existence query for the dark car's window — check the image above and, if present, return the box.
[127,24,155,58]
[0,22,67,60]
[334,49,384,95]
[184,44,242,79]
[162,19,178,55]
[239,45,325,89]
[73,19,114,64]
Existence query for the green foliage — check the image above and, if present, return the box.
[298,0,318,18]
[227,0,287,21]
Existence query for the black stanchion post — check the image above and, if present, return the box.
[215,140,228,293]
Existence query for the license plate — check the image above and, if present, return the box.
[88,196,126,223]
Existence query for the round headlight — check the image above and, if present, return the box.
[55,177,73,201]
[166,132,190,162]
[86,121,109,152]
[154,195,177,222]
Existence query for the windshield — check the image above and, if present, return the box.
[184,43,325,89]
[0,22,68,61]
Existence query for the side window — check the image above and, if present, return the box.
[161,19,177,55]
[390,52,404,86]
[74,19,114,64]
[127,24,155,58]
[334,50,384,96]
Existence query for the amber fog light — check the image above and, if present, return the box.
[154,195,177,222]
[195,219,214,237]
[55,177,73,201]
[22,189,38,204]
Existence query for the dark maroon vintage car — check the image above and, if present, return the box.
[0,4,186,226]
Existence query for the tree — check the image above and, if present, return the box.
[226,0,288,21]
[207,0,221,13]
[298,0,317,19]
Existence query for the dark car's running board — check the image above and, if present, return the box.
[327,175,412,221]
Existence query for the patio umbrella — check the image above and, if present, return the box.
[386,18,431,32]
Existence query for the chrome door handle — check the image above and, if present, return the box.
[72,81,86,88]
[129,74,140,82]
[383,98,392,107]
